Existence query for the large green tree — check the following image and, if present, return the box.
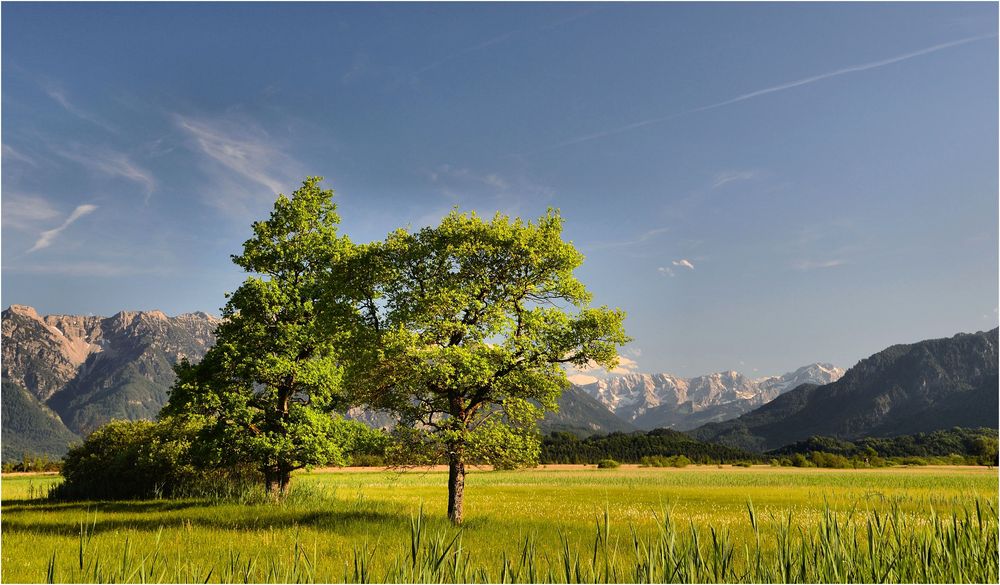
[165,177,351,496]
[330,209,629,524]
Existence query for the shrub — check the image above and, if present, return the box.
[349,453,386,467]
[639,455,662,467]
[639,454,692,468]
[791,453,813,468]
[810,451,852,469]
[51,417,274,502]
[732,460,752,467]
[336,419,391,465]
[973,435,999,466]
[51,419,191,500]
[597,459,620,469]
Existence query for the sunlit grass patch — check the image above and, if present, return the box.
[2,465,996,583]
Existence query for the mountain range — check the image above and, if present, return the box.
[2,304,826,459]
[689,329,999,451]
[3,304,995,463]
[2,304,218,460]
[2,305,643,459]
[577,363,845,431]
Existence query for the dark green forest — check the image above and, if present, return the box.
[539,428,755,464]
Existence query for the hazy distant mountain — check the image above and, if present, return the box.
[2,305,218,458]
[689,329,999,451]
[578,363,844,431]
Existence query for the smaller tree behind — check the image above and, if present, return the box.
[164,177,351,497]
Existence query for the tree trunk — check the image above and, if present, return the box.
[264,468,281,500]
[264,466,293,499]
[447,447,466,525]
[278,468,292,497]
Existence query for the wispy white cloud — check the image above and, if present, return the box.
[28,204,98,253]
[658,266,675,277]
[175,114,303,217]
[793,259,847,270]
[533,34,995,153]
[672,259,695,270]
[52,146,155,202]
[2,144,38,167]
[44,85,117,133]
[175,115,290,195]
[712,169,760,189]
[3,194,61,230]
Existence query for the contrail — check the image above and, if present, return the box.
[532,34,996,153]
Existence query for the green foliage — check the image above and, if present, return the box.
[382,421,541,471]
[770,427,999,466]
[164,178,353,495]
[465,420,541,470]
[541,428,753,464]
[49,416,278,502]
[809,451,852,468]
[639,454,691,468]
[50,418,203,500]
[329,208,629,521]
[791,453,812,468]
[333,417,391,466]
[973,435,999,466]
[596,459,620,469]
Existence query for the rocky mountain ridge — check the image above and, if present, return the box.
[689,329,999,451]
[579,363,844,430]
[2,305,219,446]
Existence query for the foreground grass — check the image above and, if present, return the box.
[1,465,996,583]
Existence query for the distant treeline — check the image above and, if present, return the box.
[539,429,755,464]
[537,427,998,467]
[768,427,998,461]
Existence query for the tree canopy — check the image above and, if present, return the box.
[329,209,630,523]
[164,177,353,496]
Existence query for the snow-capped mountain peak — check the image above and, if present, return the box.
[577,363,844,431]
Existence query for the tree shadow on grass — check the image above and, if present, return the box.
[1,499,205,514]
[2,498,411,537]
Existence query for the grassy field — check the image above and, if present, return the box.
[1,465,996,583]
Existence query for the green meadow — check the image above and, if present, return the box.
[2,465,996,583]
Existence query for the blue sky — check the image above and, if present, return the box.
[3,2,997,377]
